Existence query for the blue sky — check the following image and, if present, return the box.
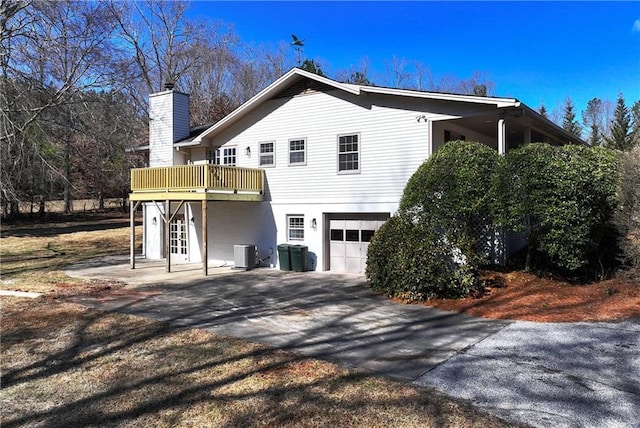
[189,1,640,117]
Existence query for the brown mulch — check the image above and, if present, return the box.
[424,270,640,323]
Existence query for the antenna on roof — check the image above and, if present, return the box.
[164,81,175,91]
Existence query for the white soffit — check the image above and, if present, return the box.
[359,85,521,108]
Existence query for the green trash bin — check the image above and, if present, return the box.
[277,244,292,271]
[290,245,308,272]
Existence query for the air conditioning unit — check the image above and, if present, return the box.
[234,244,256,270]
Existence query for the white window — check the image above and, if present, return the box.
[207,147,237,166]
[259,141,275,167]
[338,134,359,173]
[206,149,216,164]
[287,215,304,241]
[289,138,306,165]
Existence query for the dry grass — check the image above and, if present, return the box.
[1,299,509,428]
[0,214,513,427]
[1,215,138,294]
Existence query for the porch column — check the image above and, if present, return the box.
[426,119,433,158]
[165,200,171,273]
[202,200,208,276]
[498,118,506,155]
[524,126,532,145]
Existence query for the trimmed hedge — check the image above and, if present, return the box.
[365,214,482,301]
[400,140,501,266]
[492,143,621,275]
[367,141,623,301]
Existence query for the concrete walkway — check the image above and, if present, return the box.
[66,257,640,428]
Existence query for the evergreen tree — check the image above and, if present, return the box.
[300,59,325,77]
[472,84,487,96]
[562,98,583,138]
[582,98,604,146]
[347,71,371,85]
[605,93,633,151]
[538,103,548,118]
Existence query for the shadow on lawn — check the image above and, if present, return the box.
[1,219,141,238]
[1,270,514,428]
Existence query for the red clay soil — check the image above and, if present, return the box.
[424,270,640,323]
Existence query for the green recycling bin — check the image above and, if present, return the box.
[290,245,308,272]
[277,244,292,271]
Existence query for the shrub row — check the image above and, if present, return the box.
[367,141,624,301]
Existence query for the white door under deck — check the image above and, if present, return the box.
[169,215,188,260]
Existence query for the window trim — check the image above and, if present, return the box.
[337,133,360,174]
[259,141,275,167]
[287,215,305,242]
[207,146,237,166]
[288,138,307,166]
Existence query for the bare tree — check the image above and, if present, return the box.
[1,0,123,216]
[411,61,433,91]
[382,55,410,88]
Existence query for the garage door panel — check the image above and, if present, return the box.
[345,242,360,258]
[345,220,360,229]
[345,257,361,273]
[331,256,346,272]
[360,220,378,230]
[330,220,345,230]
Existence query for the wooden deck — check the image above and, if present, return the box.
[130,164,264,201]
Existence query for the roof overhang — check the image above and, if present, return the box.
[192,67,586,146]
[359,85,521,108]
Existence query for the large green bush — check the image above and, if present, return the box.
[493,143,620,275]
[366,214,482,301]
[400,140,501,266]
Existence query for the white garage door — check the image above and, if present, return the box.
[329,217,387,273]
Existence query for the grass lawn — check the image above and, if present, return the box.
[0,213,512,427]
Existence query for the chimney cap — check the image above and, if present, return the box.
[164,81,175,90]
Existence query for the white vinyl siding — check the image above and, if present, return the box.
[259,141,275,167]
[288,138,306,165]
[337,133,360,173]
[287,215,304,241]
[209,89,456,204]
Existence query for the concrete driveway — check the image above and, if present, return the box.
[67,257,640,428]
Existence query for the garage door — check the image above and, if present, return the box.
[329,217,387,273]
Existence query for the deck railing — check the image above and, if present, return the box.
[131,164,264,194]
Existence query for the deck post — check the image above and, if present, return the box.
[165,199,171,273]
[130,201,141,269]
[202,200,208,275]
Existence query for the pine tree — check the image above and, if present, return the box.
[582,98,604,146]
[562,98,583,138]
[605,93,633,151]
[538,103,548,118]
[300,59,325,77]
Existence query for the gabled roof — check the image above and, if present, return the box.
[195,68,360,143]
[194,67,584,145]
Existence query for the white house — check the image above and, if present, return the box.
[129,68,583,275]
